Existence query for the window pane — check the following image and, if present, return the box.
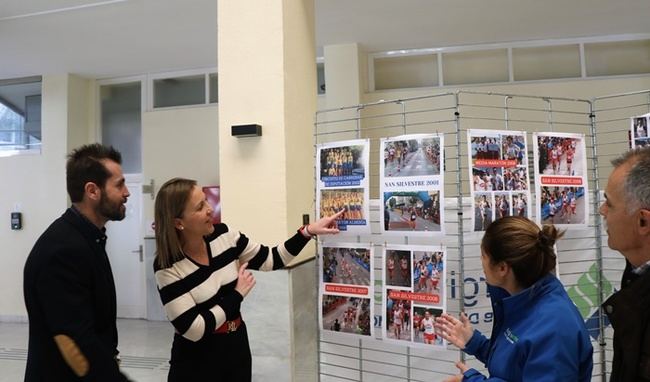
[317,63,326,95]
[101,82,141,173]
[154,75,205,108]
[442,49,508,85]
[209,73,218,104]
[374,54,438,90]
[513,45,581,81]
[0,78,42,155]
[585,39,650,77]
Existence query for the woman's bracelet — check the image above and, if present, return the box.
[299,224,316,239]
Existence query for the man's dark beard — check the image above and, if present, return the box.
[98,191,126,221]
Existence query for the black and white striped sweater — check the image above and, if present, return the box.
[154,224,310,342]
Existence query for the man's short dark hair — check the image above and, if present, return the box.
[66,144,122,203]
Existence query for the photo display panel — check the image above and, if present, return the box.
[380,134,444,235]
[467,129,531,231]
[382,244,446,349]
[319,243,374,338]
[533,132,589,227]
[316,139,370,234]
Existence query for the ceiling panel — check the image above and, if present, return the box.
[0,0,120,19]
[0,0,649,79]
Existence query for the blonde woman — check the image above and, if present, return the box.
[154,177,342,381]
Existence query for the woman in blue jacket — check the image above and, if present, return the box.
[435,216,593,381]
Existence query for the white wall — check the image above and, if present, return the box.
[0,74,92,320]
[141,105,219,230]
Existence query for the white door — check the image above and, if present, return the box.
[106,175,145,318]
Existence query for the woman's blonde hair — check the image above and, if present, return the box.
[154,177,196,269]
[481,216,564,289]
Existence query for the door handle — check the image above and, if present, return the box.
[131,245,143,262]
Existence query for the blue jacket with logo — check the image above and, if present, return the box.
[462,274,593,381]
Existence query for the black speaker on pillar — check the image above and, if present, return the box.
[231,124,262,138]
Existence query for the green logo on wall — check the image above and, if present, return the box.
[567,263,613,319]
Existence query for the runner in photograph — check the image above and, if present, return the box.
[413,307,443,346]
[412,310,422,340]
[385,293,412,341]
[495,193,511,220]
[322,295,371,336]
[513,193,528,217]
[474,194,493,231]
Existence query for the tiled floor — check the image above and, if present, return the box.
[0,319,174,382]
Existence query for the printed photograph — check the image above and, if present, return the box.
[537,135,583,177]
[383,137,441,177]
[540,186,585,225]
[512,193,529,217]
[472,167,504,192]
[632,116,650,148]
[474,193,493,231]
[503,167,528,191]
[383,191,441,232]
[413,251,444,297]
[385,291,412,342]
[494,193,511,220]
[501,134,527,166]
[320,188,365,222]
[412,306,444,346]
[385,250,412,288]
[322,247,371,286]
[319,145,365,181]
[470,134,501,161]
[322,295,371,336]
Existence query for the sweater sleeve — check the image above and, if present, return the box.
[236,229,311,271]
[155,267,243,342]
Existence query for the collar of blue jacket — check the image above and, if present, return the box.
[487,273,558,319]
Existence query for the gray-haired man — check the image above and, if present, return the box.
[600,146,650,382]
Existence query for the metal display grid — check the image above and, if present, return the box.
[310,89,650,381]
[591,90,650,381]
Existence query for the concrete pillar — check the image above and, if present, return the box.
[218,0,317,380]
[324,43,363,110]
[320,43,365,139]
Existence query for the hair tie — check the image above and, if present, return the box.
[537,229,551,248]
[537,230,545,246]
